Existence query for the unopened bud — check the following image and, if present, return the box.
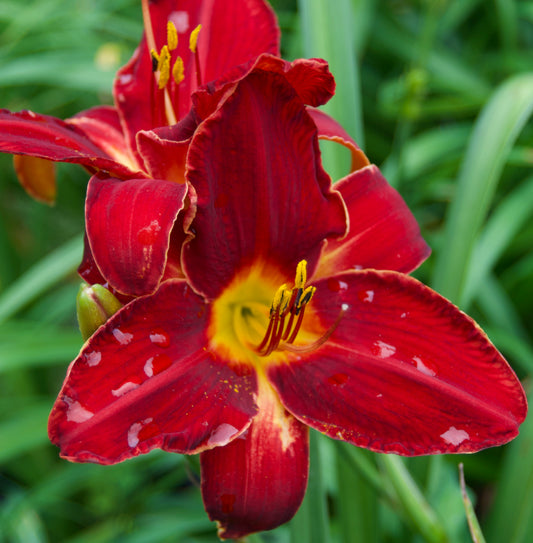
[76,283,123,340]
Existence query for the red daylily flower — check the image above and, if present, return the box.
[48,67,527,539]
[0,0,281,203]
[0,0,367,205]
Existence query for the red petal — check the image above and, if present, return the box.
[67,106,141,172]
[201,381,308,539]
[0,109,142,179]
[114,0,279,151]
[183,69,347,298]
[86,175,187,296]
[315,165,431,277]
[13,155,56,204]
[307,108,370,172]
[268,270,527,455]
[48,280,258,464]
[193,55,336,121]
[136,128,190,184]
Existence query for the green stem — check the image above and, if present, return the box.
[378,454,448,543]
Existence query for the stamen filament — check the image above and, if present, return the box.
[141,0,157,53]
[281,306,346,354]
[285,304,307,344]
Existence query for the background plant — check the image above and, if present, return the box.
[0,0,532,541]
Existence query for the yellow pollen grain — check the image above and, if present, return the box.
[189,24,202,53]
[295,260,308,289]
[167,21,178,50]
[172,56,185,85]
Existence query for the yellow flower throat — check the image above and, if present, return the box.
[209,260,343,368]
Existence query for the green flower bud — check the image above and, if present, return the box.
[76,283,123,340]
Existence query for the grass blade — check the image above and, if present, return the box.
[432,73,533,302]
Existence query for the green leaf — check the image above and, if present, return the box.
[462,175,533,308]
[298,0,364,180]
[432,73,533,303]
[485,386,533,543]
[290,431,330,543]
[0,403,50,463]
[0,234,83,324]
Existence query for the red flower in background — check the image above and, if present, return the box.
[48,64,527,539]
[0,0,280,202]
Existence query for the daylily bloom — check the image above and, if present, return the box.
[48,63,527,539]
[0,0,281,203]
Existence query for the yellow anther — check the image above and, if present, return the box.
[157,45,170,72]
[295,260,308,289]
[189,24,202,53]
[157,45,171,89]
[271,284,288,313]
[298,286,316,308]
[150,49,160,71]
[167,21,178,50]
[172,56,185,85]
[279,289,293,314]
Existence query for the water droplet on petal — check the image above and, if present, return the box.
[440,426,469,446]
[144,357,154,377]
[119,74,133,85]
[85,351,101,367]
[151,353,173,376]
[371,340,396,358]
[358,290,374,303]
[65,398,94,423]
[128,417,158,448]
[112,328,133,345]
[149,329,170,347]
[137,220,162,246]
[400,312,408,319]
[413,356,437,377]
[208,423,239,446]
[112,380,140,397]
[327,278,348,292]
[169,10,190,33]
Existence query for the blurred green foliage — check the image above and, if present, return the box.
[1,0,532,542]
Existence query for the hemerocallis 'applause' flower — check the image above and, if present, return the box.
[48,68,526,538]
[0,0,281,203]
